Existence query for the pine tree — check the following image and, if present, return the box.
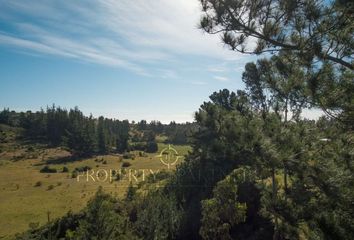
[97,116,108,153]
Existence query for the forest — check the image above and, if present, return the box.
[0,0,353,239]
[0,106,194,156]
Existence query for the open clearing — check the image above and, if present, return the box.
[0,124,191,239]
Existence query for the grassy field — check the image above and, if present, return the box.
[0,124,191,239]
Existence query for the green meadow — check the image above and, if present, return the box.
[0,124,191,238]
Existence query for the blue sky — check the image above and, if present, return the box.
[0,0,321,122]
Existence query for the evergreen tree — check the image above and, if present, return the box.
[76,187,138,240]
[0,108,11,125]
[64,108,96,157]
[199,0,354,126]
[116,120,130,153]
[97,116,108,153]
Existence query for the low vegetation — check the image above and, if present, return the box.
[0,123,190,238]
[39,166,57,173]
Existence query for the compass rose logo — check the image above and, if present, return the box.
[156,145,181,169]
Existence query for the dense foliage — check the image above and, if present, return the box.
[16,86,353,239]
[0,106,131,156]
[199,0,354,125]
[0,107,195,157]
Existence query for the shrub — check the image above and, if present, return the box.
[12,154,25,161]
[116,169,127,181]
[40,165,57,173]
[34,181,42,187]
[74,187,137,238]
[27,146,35,152]
[74,166,92,172]
[123,152,135,159]
[62,166,69,172]
[131,142,146,151]
[28,222,39,230]
[47,185,54,191]
[122,162,131,168]
[139,151,148,157]
[71,171,78,178]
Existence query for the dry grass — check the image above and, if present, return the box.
[0,127,191,239]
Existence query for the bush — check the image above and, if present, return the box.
[74,188,138,239]
[123,152,135,159]
[131,142,146,151]
[74,166,92,172]
[40,165,57,173]
[62,166,69,172]
[34,181,42,187]
[146,141,158,153]
[28,222,39,230]
[12,154,25,161]
[47,185,54,191]
[71,171,78,178]
[122,162,131,168]
[139,151,148,157]
[27,146,35,152]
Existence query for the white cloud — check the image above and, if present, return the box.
[0,0,251,76]
[157,69,178,79]
[213,76,229,82]
[0,34,75,58]
[207,66,228,73]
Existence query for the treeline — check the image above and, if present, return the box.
[0,107,195,156]
[0,106,130,156]
[134,120,196,145]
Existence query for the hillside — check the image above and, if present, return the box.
[0,124,191,239]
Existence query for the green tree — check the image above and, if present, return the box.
[0,108,11,125]
[145,141,158,153]
[199,0,353,69]
[199,0,354,125]
[135,190,183,240]
[116,120,130,153]
[97,116,108,153]
[76,187,138,240]
[46,105,69,146]
[65,108,96,157]
[200,168,248,240]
